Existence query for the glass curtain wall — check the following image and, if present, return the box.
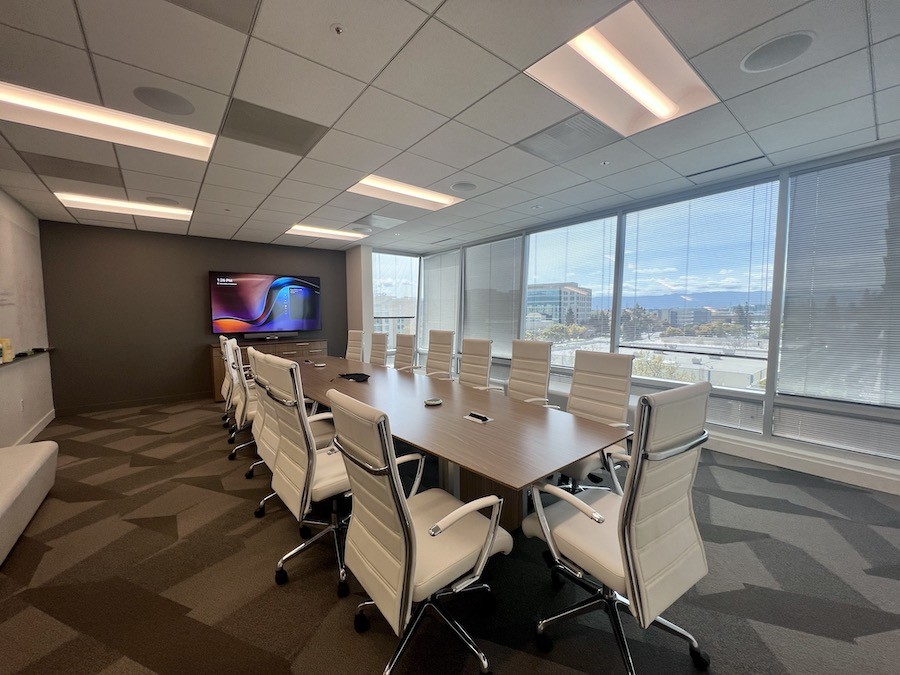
[417,250,460,351]
[372,252,419,351]
[463,237,523,358]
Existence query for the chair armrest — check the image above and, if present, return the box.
[429,495,504,592]
[604,449,631,464]
[608,422,629,429]
[536,482,604,523]
[523,397,551,406]
[308,412,334,424]
[395,365,416,372]
[544,404,560,410]
[473,385,505,392]
[426,372,453,380]
[428,495,501,536]
[396,453,425,497]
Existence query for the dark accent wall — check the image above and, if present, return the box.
[40,221,348,415]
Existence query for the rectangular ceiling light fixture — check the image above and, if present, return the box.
[0,81,215,161]
[287,224,369,240]
[525,1,718,136]
[55,192,193,220]
[347,175,464,211]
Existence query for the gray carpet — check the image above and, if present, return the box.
[1,399,898,674]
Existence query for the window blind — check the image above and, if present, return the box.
[372,252,418,350]
[463,237,523,358]
[780,154,900,408]
[417,250,460,350]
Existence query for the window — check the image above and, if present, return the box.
[780,153,900,409]
[463,237,523,358]
[619,181,778,389]
[525,217,617,366]
[372,252,418,351]
[418,250,460,351]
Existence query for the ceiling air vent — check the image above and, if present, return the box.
[516,113,623,164]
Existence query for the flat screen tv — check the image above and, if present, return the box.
[210,272,321,335]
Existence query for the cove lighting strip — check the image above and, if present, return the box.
[347,175,463,211]
[55,193,193,220]
[569,28,678,120]
[0,81,215,161]
[287,224,368,240]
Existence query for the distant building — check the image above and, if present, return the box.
[665,307,713,326]
[526,283,592,324]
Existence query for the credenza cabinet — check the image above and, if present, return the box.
[211,340,328,401]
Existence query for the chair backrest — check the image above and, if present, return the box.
[370,332,388,366]
[394,333,416,371]
[248,347,279,468]
[424,329,454,377]
[346,330,364,361]
[507,340,551,402]
[266,353,320,521]
[458,338,492,388]
[224,338,245,411]
[231,340,255,427]
[619,381,711,629]
[219,335,231,400]
[327,389,414,637]
[568,351,633,425]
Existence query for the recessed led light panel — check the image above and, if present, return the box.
[55,193,193,220]
[347,175,464,211]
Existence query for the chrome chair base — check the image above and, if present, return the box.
[274,503,349,596]
[537,563,709,675]
[244,458,267,479]
[355,584,493,675]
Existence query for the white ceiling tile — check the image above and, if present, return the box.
[134,216,188,234]
[563,140,654,180]
[509,166,586,195]
[374,203,434,220]
[68,208,133,223]
[239,220,293,234]
[1,185,58,204]
[115,146,206,182]
[598,161,682,193]
[247,209,300,225]
[0,0,86,48]
[0,25,99,103]
[299,216,350,229]
[629,104,746,159]
[450,219,496,233]
[41,177,126,199]
[326,192,391,213]
[574,194,633,214]
[77,218,135,229]
[232,228,278,243]
[691,0,869,101]
[258,194,320,217]
[0,123,118,166]
[624,177,694,200]
[198,183,266,207]
[478,210,527,225]
[21,201,74,221]
[272,179,339,204]
[190,213,245,227]
[209,138,301,177]
[234,39,365,125]
[92,56,228,133]
[467,147,552,183]
[305,238,349,249]
[121,170,200,198]
[662,134,763,176]
[437,200,498,219]
[205,164,281,193]
[547,181,617,205]
[271,234,316,247]
[126,189,194,208]
[306,129,401,172]
[456,74,579,144]
[190,226,240,239]
[726,50,872,130]
[253,0,427,82]
[472,186,534,208]
[427,171,501,199]
[308,204,369,225]
[870,0,900,44]
[193,200,255,219]
[78,0,246,93]
[0,169,46,190]
[689,157,774,185]
[0,148,30,172]
[408,121,506,170]
[376,153,457,186]
[873,35,900,90]
[287,159,366,190]
[641,0,806,59]
[407,211,465,227]
[750,96,875,153]
[877,85,900,124]
[767,127,878,165]
[374,19,516,117]
[508,196,568,215]
[536,204,589,221]
[335,87,447,149]
[436,0,621,69]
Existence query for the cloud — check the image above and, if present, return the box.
[638,266,678,274]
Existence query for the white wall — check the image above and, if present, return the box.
[346,245,374,358]
[0,189,54,445]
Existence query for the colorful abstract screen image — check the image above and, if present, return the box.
[210,272,321,334]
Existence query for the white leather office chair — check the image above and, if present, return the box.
[503,339,554,406]
[370,332,388,366]
[422,329,454,379]
[219,335,234,426]
[258,354,351,593]
[394,333,416,372]
[458,338,492,388]
[560,351,633,491]
[346,329,364,361]
[522,381,713,675]
[243,347,277,479]
[225,339,257,461]
[327,389,514,674]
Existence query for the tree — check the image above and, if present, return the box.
[565,307,576,325]
[632,351,686,380]
[620,304,656,341]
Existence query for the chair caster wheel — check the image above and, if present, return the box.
[299,525,312,539]
[535,631,553,653]
[354,612,370,633]
[228,437,236,445]
[222,421,230,428]
[275,568,288,585]
[254,506,265,518]
[337,580,350,598]
[689,645,710,671]
[550,569,565,591]
[587,472,603,483]
[244,469,254,479]
[228,451,236,460]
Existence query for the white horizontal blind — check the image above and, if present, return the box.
[525,217,617,366]
[774,407,900,460]
[417,250,459,351]
[620,181,778,390]
[463,237,523,358]
[780,154,900,408]
[707,397,764,433]
[372,252,418,350]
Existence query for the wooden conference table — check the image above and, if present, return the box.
[295,356,631,530]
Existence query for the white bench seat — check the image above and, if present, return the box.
[0,441,58,564]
